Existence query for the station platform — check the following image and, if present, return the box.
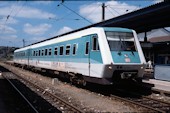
[143,79,170,95]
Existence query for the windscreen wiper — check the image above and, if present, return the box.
[118,37,122,56]
[131,50,134,55]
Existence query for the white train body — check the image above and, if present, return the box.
[14,27,146,85]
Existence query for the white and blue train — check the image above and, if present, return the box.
[14,27,146,85]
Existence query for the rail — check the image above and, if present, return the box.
[2,72,39,113]
[3,61,170,112]
[17,74,83,112]
[111,90,170,113]
[1,66,83,113]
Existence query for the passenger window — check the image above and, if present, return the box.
[45,49,48,56]
[54,47,58,55]
[33,51,35,56]
[60,46,64,55]
[49,48,52,56]
[85,42,89,55]
[39,50,41,56]
[36,51,38,56]
[66,45,71,55]
[92,35,99,51]
[42,49,44,56]
[73,44,77,55]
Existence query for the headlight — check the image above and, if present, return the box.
[108,66,112,70]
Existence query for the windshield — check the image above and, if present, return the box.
[106,31,136,51]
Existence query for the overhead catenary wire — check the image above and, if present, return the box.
[106,6,116,17]
[107,5,121,15]
[0,1,27,31]
[85,4,101,19]
[0,1,19,34]
[107,4,139,13]
[13,1,27,18]
[59,3,93,24]
[53,1,96,23]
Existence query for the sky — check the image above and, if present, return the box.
[0,0,166,47]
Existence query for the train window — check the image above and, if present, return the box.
[85,42,89,55]
[54,47,58,55]
[39,50,41,56]
[66,45,71,55]
[33,51,36,56]
[60,46,64,55]
[41,49,44,56]
[73,44,77,55]
[36,51,38,56]
[45,49,48,56]
[106,31,136,51]
[49,48,52,56]
[92,35,99,51]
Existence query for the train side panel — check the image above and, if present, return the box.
[14,28,107,80]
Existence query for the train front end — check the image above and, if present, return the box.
[103,28,146,82]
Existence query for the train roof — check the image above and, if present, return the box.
[26,27,132,46]
[15,27,133,52]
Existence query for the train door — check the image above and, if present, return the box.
[89,34,100,77]
[27,49,31,66]
[84,34,99,76]
[83,35,91,76]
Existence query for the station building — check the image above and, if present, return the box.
[138,28,170,81]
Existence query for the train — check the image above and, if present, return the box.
[14,27,146,85]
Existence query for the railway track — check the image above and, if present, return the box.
[1,68,83,112]
[2,62,170,112]
[17,74,83,112]
[1,72,39,113]
[111,90,170,113]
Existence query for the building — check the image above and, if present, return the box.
[137,28,170,80]
[138,28,170,65]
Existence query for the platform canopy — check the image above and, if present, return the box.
[93,0,170,33]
